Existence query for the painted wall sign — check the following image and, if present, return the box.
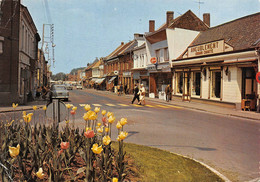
[188,40,224,57]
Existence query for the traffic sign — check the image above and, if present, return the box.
[150,57,157,64]
[256,72,260,84]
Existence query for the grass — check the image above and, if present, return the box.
[113,142,224,182]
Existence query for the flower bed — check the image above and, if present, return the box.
[0,103,132,182]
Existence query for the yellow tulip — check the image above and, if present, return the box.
[12,103,18,109]
[33,106,37,111]
[97,123,101,127]
[117,131,128,141]
[43,105,47,111]
[120,118,127,126]
[116,122,122,129]
[83,113,89,121]
[72,106,77,111]
[103,135,111,146]
[36,168,45,179]
[112,177,118,182]
[97,126,104,133]
[107,112,114,118]
[23,113,33,123]
[84,104,91,111]
[108,116,115,124]
[86,127,92,132]
[89,113,97,120]
[23,111,26,116]
[94,107,100,113]
[9,144,20,158]
[65,120,70,124]
[101,110,106,116]
[91,143,103,154]
[66,104,73,109]
[105,127,109,133]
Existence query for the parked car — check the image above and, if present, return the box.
[65,84,73,90]
[50,84,69,101]
[76,85,83,89]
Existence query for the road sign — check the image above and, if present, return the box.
[256,72,260,84]
[150,57,157,64]
[46,99,67,123]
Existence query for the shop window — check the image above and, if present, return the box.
[192,72,201,96]
[176,72,183,94]
[242,67,256,99]
[155,49,160,63]
[164,48,169,61]
[211,71,221,98]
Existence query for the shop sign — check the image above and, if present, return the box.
[150,57,157,64]
[256,72,260,84]
[161,66,171,72]
[147,64,157,72]
[123,71,131,77]
[188,40,224,58]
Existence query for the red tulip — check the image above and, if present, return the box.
[102,117,108,127]
[84,130,95,138]
[60,142,69,150]
[70,110,76,115]
[58,149,63,156]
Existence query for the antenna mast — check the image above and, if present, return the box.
[195,0,204,17]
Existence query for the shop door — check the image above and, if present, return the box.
[182,72,191,101]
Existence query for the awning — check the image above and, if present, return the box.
[108,76,117,84]
[95,78,105,84]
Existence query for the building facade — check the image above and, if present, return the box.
[171,12,260,110]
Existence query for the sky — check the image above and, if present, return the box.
[22,0,260,74]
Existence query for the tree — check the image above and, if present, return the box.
[51,72,67,81]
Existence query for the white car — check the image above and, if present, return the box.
[50,84,69,101]
[76,85,83,89]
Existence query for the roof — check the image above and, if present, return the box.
[92,59,102,68]
[106,43,125,60]
[85,59,99,71]
[133,43,146,51]
[146,10,209,39]
[190,12,260,51]
[106,41,135,61]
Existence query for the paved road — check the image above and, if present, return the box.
[1,89,259,181]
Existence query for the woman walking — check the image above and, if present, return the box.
[138,84,146,105]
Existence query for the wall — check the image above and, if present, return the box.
[133,47,147,68]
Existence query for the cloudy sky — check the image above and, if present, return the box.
[22,0,260,74]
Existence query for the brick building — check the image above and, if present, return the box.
[0,1,40,105]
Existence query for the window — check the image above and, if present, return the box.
[176,72,183,94]
[192,72,201,96]
[211,71,221,98]
[155,49,160,63]
[164,48,169,61]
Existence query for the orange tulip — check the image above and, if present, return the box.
[60,142,69,150]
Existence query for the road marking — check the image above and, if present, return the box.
[145,104,155,107]
[118,104,129,106]
[167,105,183,109]
[156,105,170,108]
[92,104,102,107]
[132,104,143,107]
[79,104,86,107]
[106,104,116,106]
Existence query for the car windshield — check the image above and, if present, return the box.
[54,85,66,90]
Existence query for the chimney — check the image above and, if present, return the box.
[166,11,174,27]
[121,42,124,45]
[203,13,210,27]
[134,33,144,40]
[149,20,155,32]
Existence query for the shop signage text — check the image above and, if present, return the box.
[123,71,131,77]
[188,40,224,58]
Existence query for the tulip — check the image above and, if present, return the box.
[89,113,97,120]
[65,120,70,124]
[107,112,113,118]
[117,131,128,141]
[5,120,14,127]
[91,143,103,154]
[94,107,100,113]
[9,144,20,158]
[101,110,106,116]
[102,117,108,126]
[84,130,95,138]
[23,111,26,116]
[83,113,89,121]
[120,118,127,126]
[23,113,33,123]
[116,122,122,130]
[36,168,45,179]
[72,106,77,111]
[70,110,76,115]
[84,104,91,111]
[86,127,92,131]
[105,127,109,133]
[33,105,37,111]
[12,103,18,109]
[113,177,118,182]
[60,142,69,150]
[108,116,115,124]
[97,122,101,127]
[43,105,47,111]
[97,126,104,133]
[66,104,73,109]
[58,149,63,156]
[103,135,111,146]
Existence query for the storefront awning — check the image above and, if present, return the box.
[108,76,117,84]
[95,78,105,84]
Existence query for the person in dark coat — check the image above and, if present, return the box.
[165,84,173,102]
[131,84,140,104]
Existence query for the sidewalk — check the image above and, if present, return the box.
[91,89,260,122]
[0,99,47,113]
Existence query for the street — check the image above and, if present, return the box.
[1,89,259,182]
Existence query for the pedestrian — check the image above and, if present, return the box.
[131,84,140,104]
[165,84,172,102]
[119,84,123,96]
[124,84,127,94]
[36,86,41,99]
[138,84,146,105]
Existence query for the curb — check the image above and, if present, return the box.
[0,105,45,114]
